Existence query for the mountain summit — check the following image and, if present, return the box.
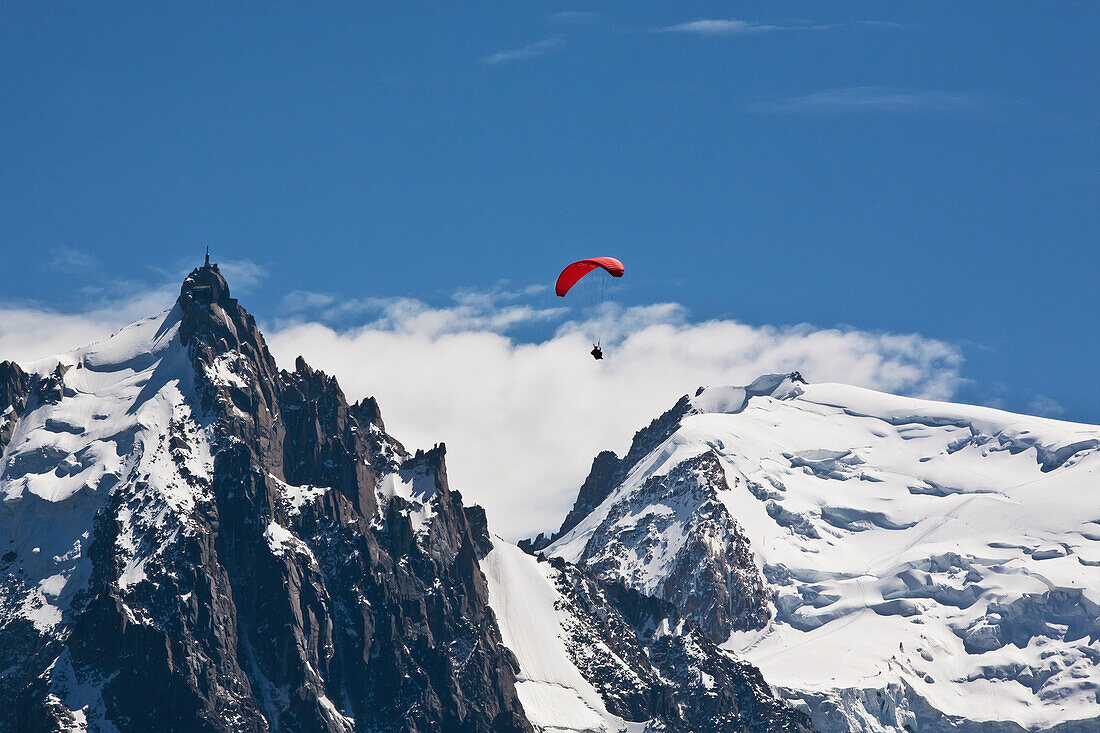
[0,263,811,733]
[535,374,1100,732]
[0,260,531,731]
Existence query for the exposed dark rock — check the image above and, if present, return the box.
[30,364,69,407]
[464,505,494,560]
[547,557,815,732]
[352,395,386,432]
[534,394,695,549]
[577,450,772,642]
[0,360,29,454]
[5,261,531,733]
[551,450,622,544]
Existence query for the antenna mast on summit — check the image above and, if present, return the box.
[205,245,210,267]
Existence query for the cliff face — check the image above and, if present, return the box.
[0,360,29,456]
[576,450,771,642]
[2,263,529,733]
[531,389,773,644]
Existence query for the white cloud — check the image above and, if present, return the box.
[1026,394,1066,418]
[655,18,842,35]
[1,278,964,543]
[278,283,565,334]
[264,295,963,541]
[0,285,176,365]
[53,246,99,272]
[750,86,979,114]
[482,38,563,65]
[218,259,268,292]
[656,19,785,35]
[282,290,337,313]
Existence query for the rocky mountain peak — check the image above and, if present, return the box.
[178,260,274,372]
[351,395,385,432]
[527,392,696,552]
[180,259,231,306]
[1,263,534,733]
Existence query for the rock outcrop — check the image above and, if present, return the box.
[547,557,813,732]
[0,360,29,454]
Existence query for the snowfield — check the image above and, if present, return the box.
[0,306,211,635]
[483,539,634,733]
[546,375,1100,732]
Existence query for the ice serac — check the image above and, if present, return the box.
[1,261,530,733]
[542,374,1100,732]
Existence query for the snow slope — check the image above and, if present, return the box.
[547,375,1100,731]
[483,539,633,733]
[0,305,212,635]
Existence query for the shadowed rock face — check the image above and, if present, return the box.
[530,391,772,644]
[543,557,814,733]
[0,361,29,455]
[523,394,694,553]
[577,451,772,642]
[6,263,530,733]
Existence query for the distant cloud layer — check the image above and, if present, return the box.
[482,38,563,65]
[750,86,980,113]
[483,14,900,65]
[653,17,904,36]
[265,288,964,540]
[0,278,966,541]
[655,18,831,35]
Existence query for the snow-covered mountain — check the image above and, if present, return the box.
[533,373,1100,732]
[0,263,809,733]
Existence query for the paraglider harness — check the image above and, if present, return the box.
[591,343,603,360]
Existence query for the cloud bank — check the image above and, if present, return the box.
[1,281,964,541]
[265,290,962,540]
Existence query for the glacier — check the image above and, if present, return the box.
[544,374,1100,732]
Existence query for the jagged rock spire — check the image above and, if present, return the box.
[180,256,230,306]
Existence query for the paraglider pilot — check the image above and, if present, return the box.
[554,257,624,361]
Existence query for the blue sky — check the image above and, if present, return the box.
[2,2,1098,426]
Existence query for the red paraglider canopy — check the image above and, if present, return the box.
[555,257,625,297]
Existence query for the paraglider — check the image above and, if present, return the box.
[556,257,624,359]
[554,257,625,297]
